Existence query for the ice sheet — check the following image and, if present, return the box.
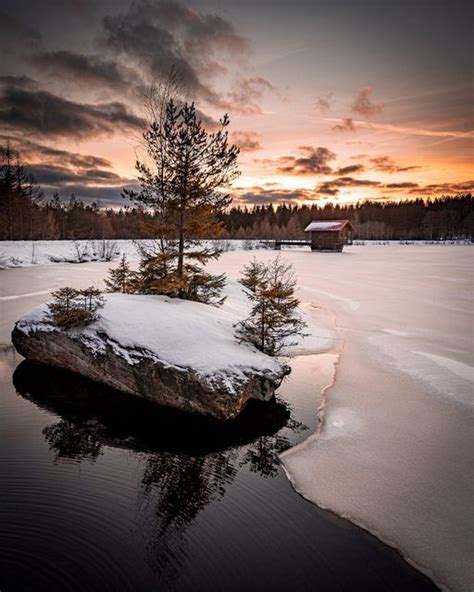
[274,245,474,592]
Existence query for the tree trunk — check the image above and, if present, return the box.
[177,203,184,278]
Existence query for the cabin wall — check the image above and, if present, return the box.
[344,228,354,244]
[310,231,344,251]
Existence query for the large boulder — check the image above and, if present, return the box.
[12,294,290,421]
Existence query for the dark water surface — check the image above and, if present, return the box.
[0,344,438,592]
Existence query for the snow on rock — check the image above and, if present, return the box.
[12,293,291,420]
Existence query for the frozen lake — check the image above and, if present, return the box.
[0,243,472,591]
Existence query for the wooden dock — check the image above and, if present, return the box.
[272,239,311,250]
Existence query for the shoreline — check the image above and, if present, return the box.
[280,332,445,592]
[280,271,473,592]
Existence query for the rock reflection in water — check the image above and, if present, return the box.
[13,360,304,457]
[13,360,307,584]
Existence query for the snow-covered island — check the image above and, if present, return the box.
[12,292,293,421]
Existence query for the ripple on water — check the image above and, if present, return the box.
[0,349,439,592]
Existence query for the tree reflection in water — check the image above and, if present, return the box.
[43,419,103,462]
[13,360,307,584]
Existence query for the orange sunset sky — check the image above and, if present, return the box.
[0,0,472,207]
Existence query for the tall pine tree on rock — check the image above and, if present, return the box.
[125,79,239,305]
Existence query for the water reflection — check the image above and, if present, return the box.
[13,360,307,582]
[4,357,439,592]
[13,360,303,458]
[43,419,103,462]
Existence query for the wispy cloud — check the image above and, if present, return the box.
[351,86,383,117]
[327,118,474,139]
[230,130,263,152]
[315,93,333,113]
[316,176,381,195]
[332,117,355,132]
[336,164,365,175]
[370,156,420,173]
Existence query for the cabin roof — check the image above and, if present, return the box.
[304,219,354,232]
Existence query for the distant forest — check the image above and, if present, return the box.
[0,146,473,241]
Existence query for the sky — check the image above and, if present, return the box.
[0,0,472,207]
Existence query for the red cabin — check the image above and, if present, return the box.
[304,219,355,252]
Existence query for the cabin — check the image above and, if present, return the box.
[304,219,355,252]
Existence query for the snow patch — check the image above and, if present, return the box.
[383,328,409,337]
[412,351,474,383]
[0,289,52,302]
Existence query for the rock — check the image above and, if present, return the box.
[11,295,290,421]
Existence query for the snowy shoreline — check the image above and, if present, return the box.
[277,245,473,592]
[280,331,448,592]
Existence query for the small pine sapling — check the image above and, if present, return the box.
[235,256,307,356]
[80,286,105,312]
[105,254,137,293]
[47,286,104,329]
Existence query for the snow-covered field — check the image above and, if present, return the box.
[0,239,249,268]
[0,238,470,269]
[1,243,473,592]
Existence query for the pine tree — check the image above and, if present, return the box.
[47,286,104,329]
[0,144,43,240]
[239,257,266,293]
[105,254,137,293]
[235,257,307,356]
[124,75,239,305]
[80,286,105,312]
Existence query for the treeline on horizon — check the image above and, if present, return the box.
[0,145,473,241]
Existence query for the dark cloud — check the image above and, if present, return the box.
[408,180,474,195]
[370,156,420,173]
[0,10,42,47]
[101,0,248,103]
[26,161,138,206]
[317,176,381,195]
[29,164,126,186]
[0,75,36,89]
[351,86,383,117]
[0,133,135,204]
[231,77,274,107]
[336,164,364,175]
[51,185,140,207]
[0,135,112,169]
[0,80,144,139]
[332,117,355,132]
[234,186,314,205]
[32,51,142,92]
[386,182,419,189]
[315,93,333,113]
[216,77,275,115]
[263,146,336,175]
[231,131,263,152]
